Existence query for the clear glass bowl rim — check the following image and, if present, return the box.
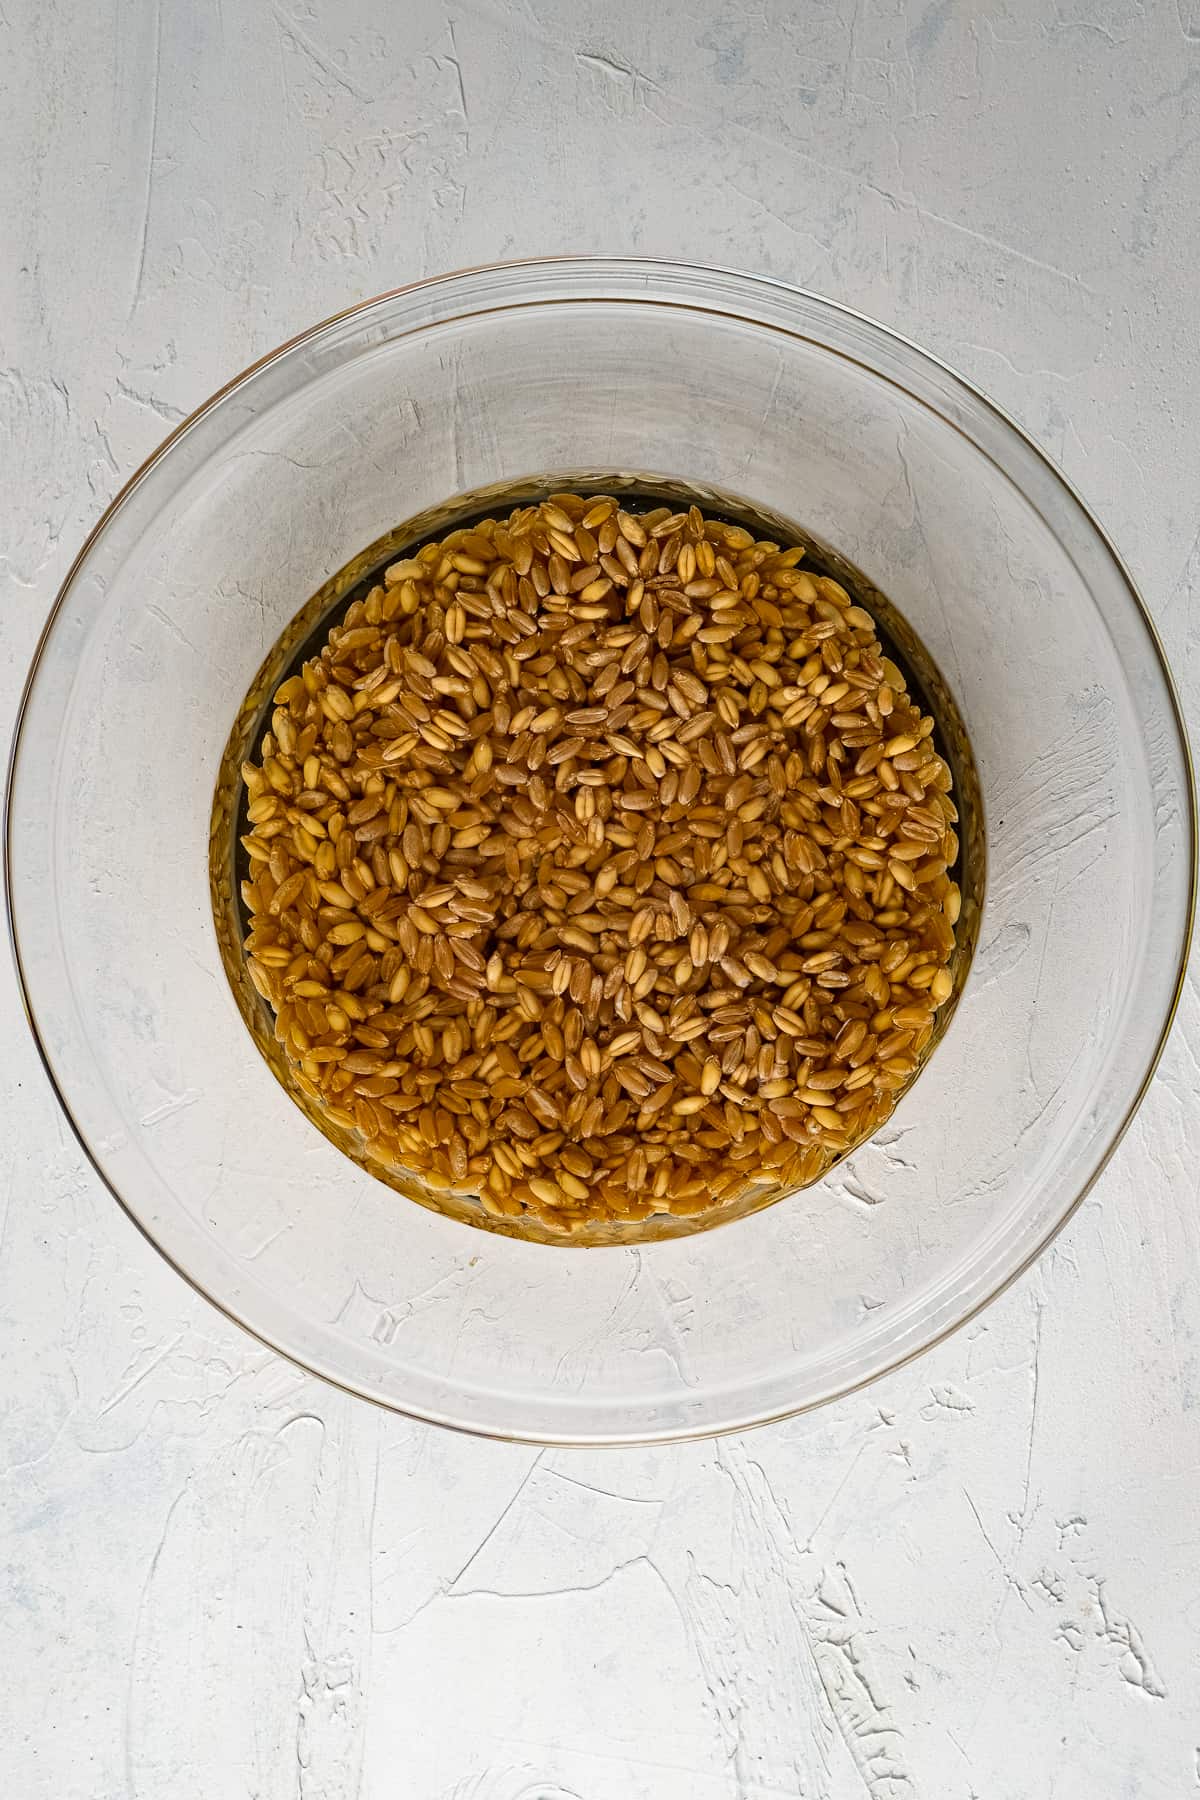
[5,255,1196,1443]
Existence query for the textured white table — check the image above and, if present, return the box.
[4,3,1199,1795]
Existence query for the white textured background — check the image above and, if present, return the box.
[3,2,1199,1796]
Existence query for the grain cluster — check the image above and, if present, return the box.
[240,494,960,1235]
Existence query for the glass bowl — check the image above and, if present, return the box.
[6,259,1193,1443]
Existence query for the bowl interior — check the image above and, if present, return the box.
[8,264,1192,1441]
